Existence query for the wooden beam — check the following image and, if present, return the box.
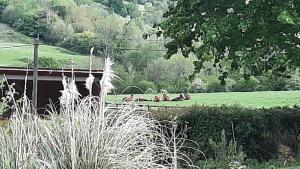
[32,36,40,111]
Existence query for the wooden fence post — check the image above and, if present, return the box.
[32,35,40,112]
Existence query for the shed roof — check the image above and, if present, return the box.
[0,67,103,82]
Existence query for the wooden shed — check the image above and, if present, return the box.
[0,67,103,114]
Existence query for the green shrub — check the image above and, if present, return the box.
[107,0,127,17]
[205,79,226,93]
[2,9,49,39]
[232,77,260,92]
[137,80,157,93]
[61,31,106,55]
[45,19,74,43]
[26,57,67,69]
[126,2,141,18]
[207,130,246,169]
[257,75,292,91]
[190,78,205,93]
[1,5,23,25]
[0,0,8,16]
[155,106,300,161]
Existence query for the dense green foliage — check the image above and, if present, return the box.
[27,57,66,69]
[105,0,127,17]
[159,0,300,82]
[155,106,300,162]
[190,69,300,93]
[0,0,169,51]
[0,0,8,16]
[145,55,194,92]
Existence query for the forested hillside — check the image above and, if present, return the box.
[0,0,187,93]
[0,0,170,52]
[0,0,299,94]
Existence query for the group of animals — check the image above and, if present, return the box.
[123,92,192,102]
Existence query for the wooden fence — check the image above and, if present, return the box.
[105,103,187,111]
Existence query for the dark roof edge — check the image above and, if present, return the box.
[0,66,103,72]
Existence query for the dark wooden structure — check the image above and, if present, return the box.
[0,67,103,114]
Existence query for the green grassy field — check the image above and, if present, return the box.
[108,91,300,108]
[0,23,103,69]
[0,43,103,69]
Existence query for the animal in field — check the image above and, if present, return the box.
[123,94,134,102]
[153,96,161,102]
[162,93,171,101]
[184,92,192,100]
[171,94,184,101]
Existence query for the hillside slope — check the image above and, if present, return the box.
[0,24,32,44]
[0,23,103,69]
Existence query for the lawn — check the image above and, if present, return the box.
[0,23,103,69]
[108,91,300,108]
[0,43,103,69]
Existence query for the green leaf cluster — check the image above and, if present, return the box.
[159,0,300,80]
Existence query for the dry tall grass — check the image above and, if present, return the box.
[0,57,197,169]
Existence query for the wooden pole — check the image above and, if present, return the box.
[32,35,40,111]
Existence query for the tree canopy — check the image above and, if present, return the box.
[159,0,300,83]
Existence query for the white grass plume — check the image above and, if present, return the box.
[85,74,95,94]
[60,76,81,107]
[86,47,95,95]
[100,57,115,97]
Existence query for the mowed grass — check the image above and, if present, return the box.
[0,43,103,69]
[0,23,103,69]
[108,91,300,108]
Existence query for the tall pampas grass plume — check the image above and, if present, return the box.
[100,57,115,97]
[85,74,95,94]
[99,57,115,117]
[60,76,81,106]
[85,47,95,95]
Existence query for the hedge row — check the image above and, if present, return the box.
[154,106,300,161]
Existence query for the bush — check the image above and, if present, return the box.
[45,19,74,43]
[0,0,8,16]
[26,57,67,69]
[190,78,205,93]
[205,79,226,93]
[204,130,246,169]
[126,2,141,18]
[232,77,260,92]
[3,9,48,38]
[155,106,300,161]
[1,5,22,25]
[61,31,106,55]
[146,56,194,94]
[256,75,294,91]
[137,80,157,93]
[202,77,236,93]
